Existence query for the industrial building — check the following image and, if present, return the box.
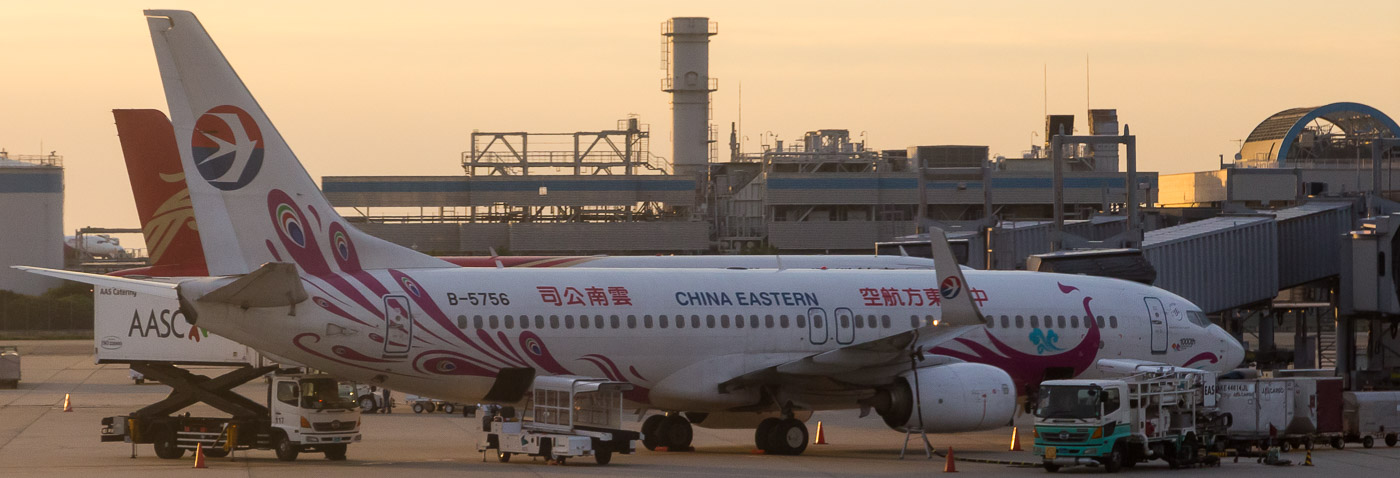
[0,151,63,295]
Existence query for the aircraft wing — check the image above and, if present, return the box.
[720,227,990,392]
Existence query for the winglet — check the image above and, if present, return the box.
[927,228,986,327]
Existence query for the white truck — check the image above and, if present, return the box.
[95,289,362,461]
[1033,367,1226,472]
[477,376,640,465]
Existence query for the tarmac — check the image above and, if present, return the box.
[4,339,1400,476]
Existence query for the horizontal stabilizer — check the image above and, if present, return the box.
[196,262,307,308]
[10,266,179,299]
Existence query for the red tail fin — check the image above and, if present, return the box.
[113,109,209,276]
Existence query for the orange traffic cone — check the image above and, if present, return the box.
[62,394,72,412]
[1010,427,1023,451]
[944,447,957,472]
[813,421,828,445]
[192,443,207,468]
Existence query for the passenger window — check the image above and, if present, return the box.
[627,315,637,328]
[1030,316,1039,328]
[536,316,545,329]
[643,315,653,328]
[1015,315,1024,328]
[780,315,791,328]
[752,316,761,329]
[675,315,685,329]
[1096,316,1105,328]
[610,315,620,329]
[1109,316,1118,328]
[474,316,484,329]
[456,315,467,329]
[519,315,530,329]
[796,315,807,328]
[1057,316,1067,328]
[707,315,716,328]
[594,316,604,329]
[565,315,575,329]
[1000,316,1010,328]
[766,315,775,328]
[881,315,891,328]
[849,315,859,328]
[736,314,745,328]
[691,315,700,328]
[277,382,298,406]
[910,315,920,328]
[659,315,669,329]
[925,315,936,326]
[985,316,995,328]
[1070,316,1078,328]
[721,315,731,328]
[580,315,590,329]
[489,315,499,329]
[504,315,514,329]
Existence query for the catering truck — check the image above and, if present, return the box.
[1032,367,1225,472]
[95,289,361,461]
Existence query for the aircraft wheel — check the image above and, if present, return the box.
[754,417,782,451]
[641,415,665,450]
[660,414,693,450]
[766,418,808,456]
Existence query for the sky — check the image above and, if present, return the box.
[2,1,1398,252]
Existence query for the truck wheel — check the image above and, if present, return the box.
[203,447,230,458]
[1043,462,1061,472]
[1331,437,1345,449]
[1279,441,1292,453]
[412,403,425,414]
[152,428,184,459]
[497,451,511,463]
[442,404,455,414]
[1102,443,1123,473]
[1163,443,1180,469]
[1386,434,1397,447]
[324,444,347,461]
[359,396,377,413]
[1363,436,1375,449]
[640,415,665,450]
[595,449,612,465]
[274,433,300,462]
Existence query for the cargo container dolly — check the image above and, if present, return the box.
[1032,368,1226,472]
[477,376,639,465]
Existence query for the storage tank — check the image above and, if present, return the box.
[0,152,64,295]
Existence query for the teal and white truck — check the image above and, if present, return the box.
[1032,368,1225,472]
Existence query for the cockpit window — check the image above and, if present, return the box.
[1186,311,1211,328]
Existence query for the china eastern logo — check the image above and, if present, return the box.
[191,105,264,190]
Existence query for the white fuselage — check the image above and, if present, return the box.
[189,266,1242,412]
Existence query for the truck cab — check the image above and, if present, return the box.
[268,373,362,460]
[1033,372,1215,472]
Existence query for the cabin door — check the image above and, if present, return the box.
[383,295,414,357]
[1144,297,1168,354]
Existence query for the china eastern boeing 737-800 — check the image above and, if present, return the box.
[20,10,1243,457]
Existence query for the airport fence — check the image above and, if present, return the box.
[0,283,94,333]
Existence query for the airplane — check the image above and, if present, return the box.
[110,108,942,276]
[64,234,128,259]
[21,10,1244,458]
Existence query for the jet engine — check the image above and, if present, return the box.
[867,363,1016,433]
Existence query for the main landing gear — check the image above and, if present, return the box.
[641,414,693,451]
[755,417,808,455]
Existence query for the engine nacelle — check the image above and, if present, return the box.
[869,363,1016,433]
